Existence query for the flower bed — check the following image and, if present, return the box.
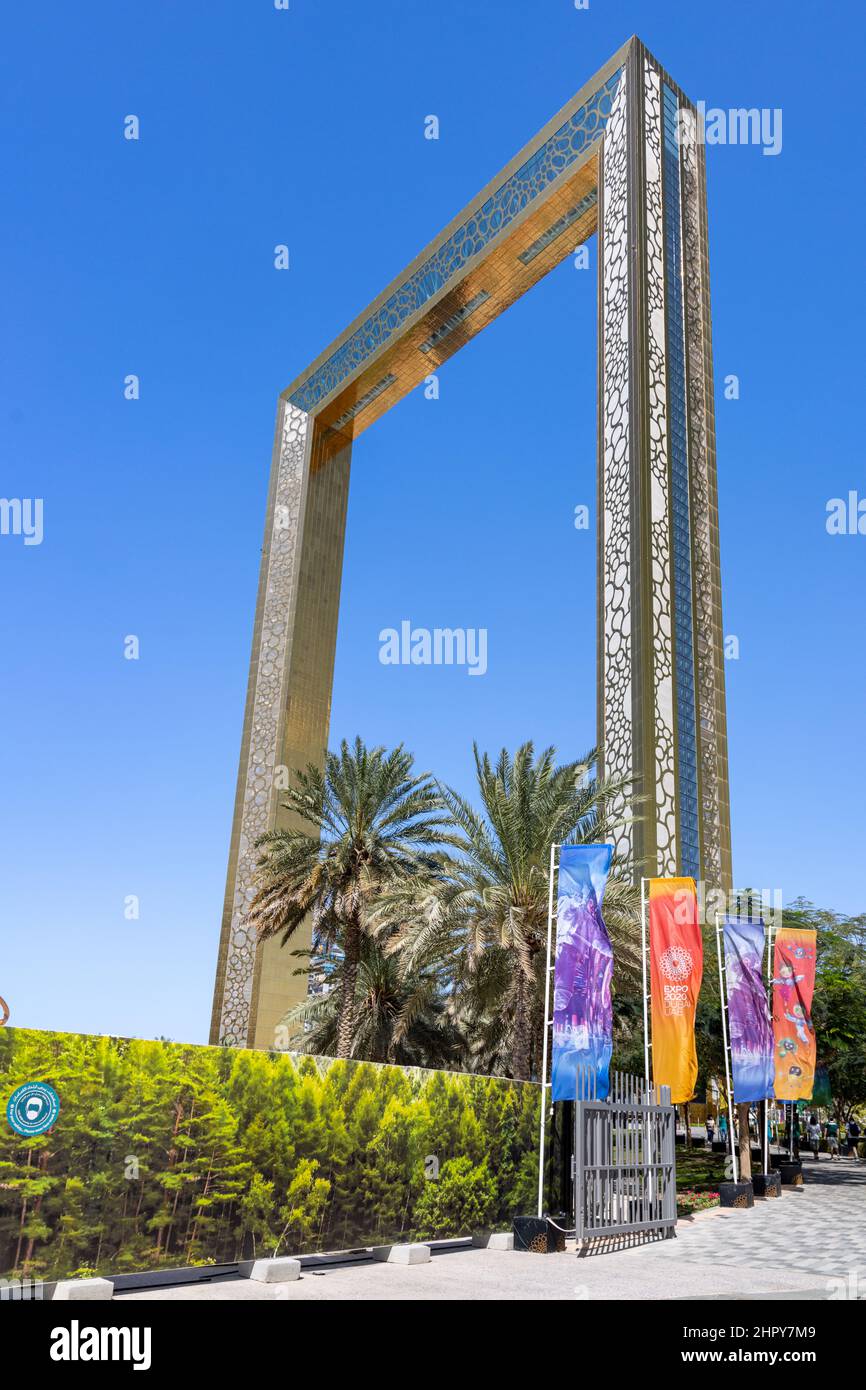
[676,1188,720,1217]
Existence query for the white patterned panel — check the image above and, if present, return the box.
[600,70,632,864]
[644,60,677,875]
[217,403,311,1043]
[679,110,722,887]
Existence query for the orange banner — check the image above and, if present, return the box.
[649,878,703,1103]
[772,928,817,1101]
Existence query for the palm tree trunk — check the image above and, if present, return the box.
[511,957,533,1082]
[336,918,361,1058]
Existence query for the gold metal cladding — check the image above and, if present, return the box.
[210,405,352,1049]
[313,155,601,445]
[285,38,633,429]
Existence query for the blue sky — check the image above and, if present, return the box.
[2,1,864,1044]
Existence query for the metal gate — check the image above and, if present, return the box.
[574,1068,677,1243]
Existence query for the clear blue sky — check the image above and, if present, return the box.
[2,1,864,1044]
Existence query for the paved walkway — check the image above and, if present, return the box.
[644,1160,865,1288]
[118,1160,865,1302]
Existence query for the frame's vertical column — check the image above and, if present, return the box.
[598,43,678,878]
[597,60,635,868]
[599,40,731,894]
[679,105,733,892]
[210,403,352,1049]
[642,57,678,876]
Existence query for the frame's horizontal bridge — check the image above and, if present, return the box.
[282,46,632,444]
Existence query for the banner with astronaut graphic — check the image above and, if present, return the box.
[772,928,817,1101]
[723,917,774,1102]
[551,845,614,1102]
[649,878,703,1103]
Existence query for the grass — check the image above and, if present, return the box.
[675,1146,727,1213]
[675,1147,728,1190]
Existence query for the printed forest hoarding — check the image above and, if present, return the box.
[0,1028,540,1283]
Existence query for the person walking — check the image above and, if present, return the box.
[719,1112,728,1145]
[807,1115,821,1161]
[706,1114,715,1146]
[791,1107,801,1159]
[847,1118,862,1158]
[826,1117,839,1158]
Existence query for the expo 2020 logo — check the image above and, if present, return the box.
[659,945,693,983]
[6,1083,60,1137]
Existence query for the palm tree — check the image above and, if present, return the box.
[276,937,464,1068]
[389,742,640,1082]
[248,737,455,1058]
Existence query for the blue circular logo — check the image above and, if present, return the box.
[6,1083,60,1137]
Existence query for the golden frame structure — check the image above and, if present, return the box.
[211,36,732,1049]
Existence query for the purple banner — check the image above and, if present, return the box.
[723,917,774,1103]
[551,844,613,1102]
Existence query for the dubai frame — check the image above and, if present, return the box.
[211,36,733,1050]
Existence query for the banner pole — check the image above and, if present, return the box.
[789,1102,793,1161]
[640,877,651,1089]
[537,842,558,1218]
[716,913,738,1184]
[764,916,775,1175]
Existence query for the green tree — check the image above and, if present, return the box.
[279,937,463,1068]
[238,1173,277,1258]
[392,743,640,1080]
[249,738,454,1058]
[273,1159,331,1256]
[412,1155,497,1238]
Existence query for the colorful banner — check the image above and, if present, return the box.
[772,928,817,1101]
[649,878,702,1103]
[723,917,774,1102]
[551,844,613,1102]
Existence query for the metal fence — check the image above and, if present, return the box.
[574,1068,677,1243]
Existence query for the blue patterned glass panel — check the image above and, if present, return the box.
[289,70,622,413]
[663,83,700,879]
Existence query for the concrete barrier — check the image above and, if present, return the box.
[53,1278,114,1301]
[249,1258,301,1283]
[471,1232,514,1250]
[371,1243,431,1265]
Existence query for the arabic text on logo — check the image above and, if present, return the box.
[6,1083,60,1137]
